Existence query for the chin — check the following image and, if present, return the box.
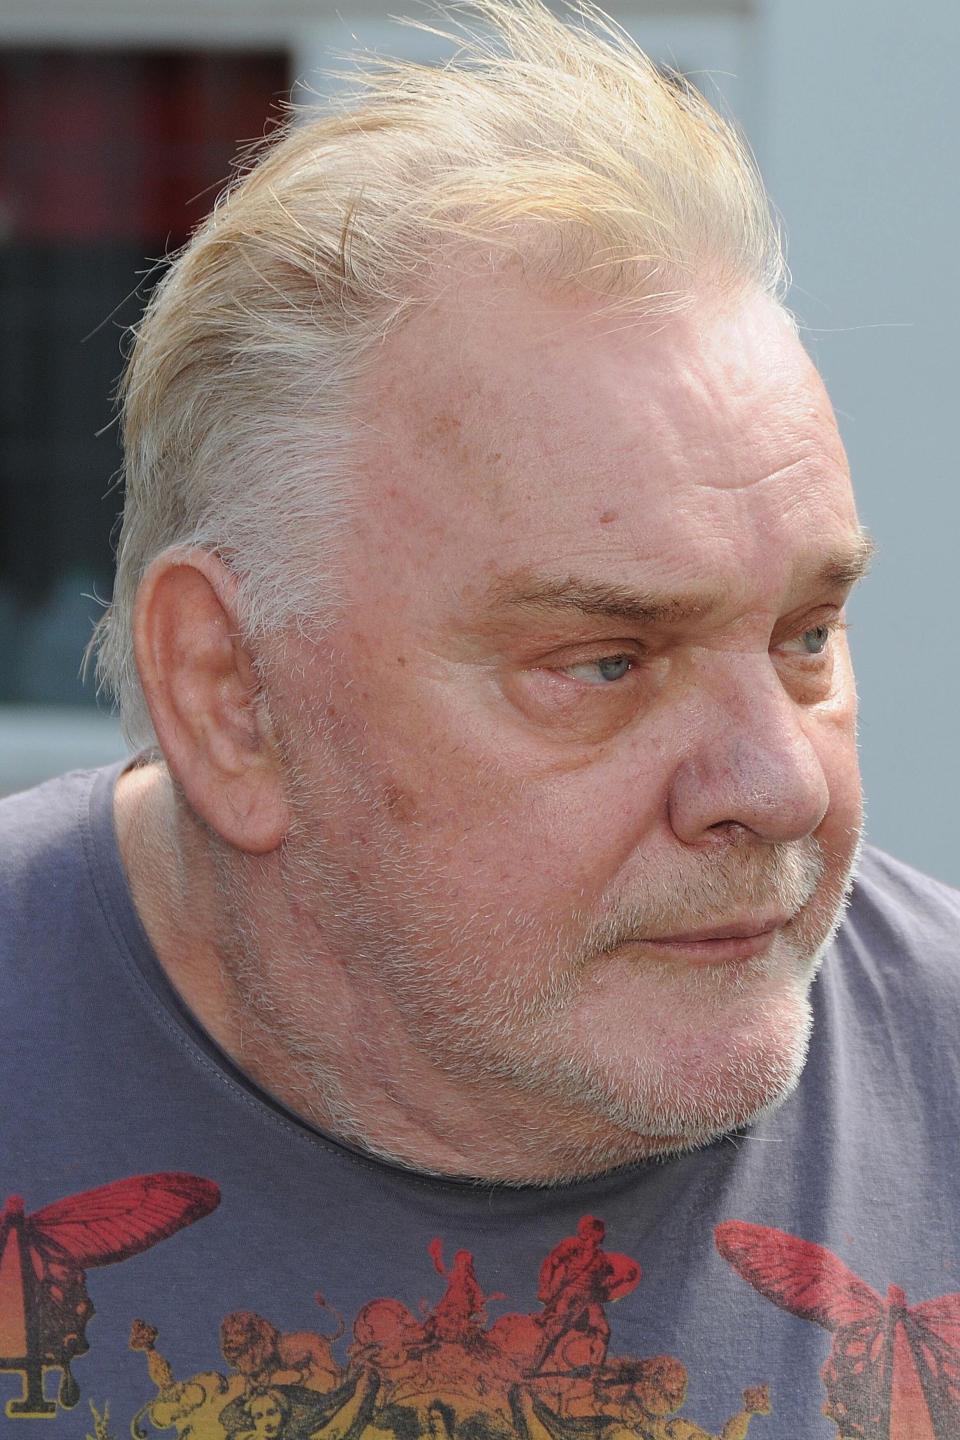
[510,957,818,1169]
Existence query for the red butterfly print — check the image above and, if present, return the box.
[0,1172,220,1419]
[715,1220,960,1440]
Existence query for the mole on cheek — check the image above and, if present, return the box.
[382,782,418,824]
[599,509,619,525]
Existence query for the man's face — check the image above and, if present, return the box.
[258,278,867,1174]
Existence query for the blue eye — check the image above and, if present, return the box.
[791,621,849,658]
[597,655,632,681]
[802,625,831,655]
[562,654,633,685]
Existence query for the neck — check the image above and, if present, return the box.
[114,760,661,1185]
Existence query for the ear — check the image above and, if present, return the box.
[132,548,290,853]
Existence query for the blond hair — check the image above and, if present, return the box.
[92,0,786,744]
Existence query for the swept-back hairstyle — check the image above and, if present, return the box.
[92,0,786,745]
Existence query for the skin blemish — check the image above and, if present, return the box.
[424,411,462,440]
[382,782,418,824]
[414,407,510,496]
[417,410,467,464]
[599,509,619,525]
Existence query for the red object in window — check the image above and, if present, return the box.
[0,50,288,245]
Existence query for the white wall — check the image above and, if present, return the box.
[758,0,960,886]
[1,0,957,886]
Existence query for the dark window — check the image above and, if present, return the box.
[0,49,289,702]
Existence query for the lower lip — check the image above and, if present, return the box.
[635,929,779,966]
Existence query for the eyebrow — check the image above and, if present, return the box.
[487,530,877,627]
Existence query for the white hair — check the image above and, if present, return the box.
[91,0,787,745]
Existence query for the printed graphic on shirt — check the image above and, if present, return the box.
[129,1215,771,1439]
[0,1173,220,1420]
[716,1220,960,1440]
[85,1400,114,1439]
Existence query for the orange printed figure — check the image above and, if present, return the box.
[533,1216,641,1374]
[129,1319,241,1440]
[219,1309,343,1394]
[339,1224,642,1435]
[347,1252,470,1419]
[426,1240,504,1344]
[514,1359,769,1440]
[131,1309,357,1440]
[0,1173,219,1420]
[530,1328,608,1419]
[596,1356,770,1440]
[350,1298,429,1381]
[129,1216,773,1439]
[343,1244,511,1433]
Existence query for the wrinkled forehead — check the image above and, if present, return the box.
[351,277,855,596]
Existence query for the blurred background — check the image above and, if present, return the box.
[1,0,957,886]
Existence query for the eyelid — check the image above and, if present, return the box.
[535,609,847,668]
[779,615,850,654]
[537,638,646,667]
[560,653,635,678]
[798,613,848,635]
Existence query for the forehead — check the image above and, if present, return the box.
[352,278,857,606]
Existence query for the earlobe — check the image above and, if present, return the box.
[132,548,290,853]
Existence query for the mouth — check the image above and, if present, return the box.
[616,915,791,967]
[645,913,793,943]
[633,929,780,965]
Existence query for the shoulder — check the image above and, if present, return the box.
[0,766,115,946]
[847,843,960,950]
[814,843,960,1128]
[0,764,98,835]
[833,841,960,1007]
[854,842,960,920]
[0,767,98,876]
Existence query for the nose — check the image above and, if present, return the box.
[667,655,832,846]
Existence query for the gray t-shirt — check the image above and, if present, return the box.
[2,764,960,1440]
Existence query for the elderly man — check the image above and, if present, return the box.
[3,2,959,1436]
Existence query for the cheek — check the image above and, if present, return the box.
[381,746,659,922]
[800,691,863,935]
[817,664,863,835]
[306,650,661,907]
[502,668,651,745]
